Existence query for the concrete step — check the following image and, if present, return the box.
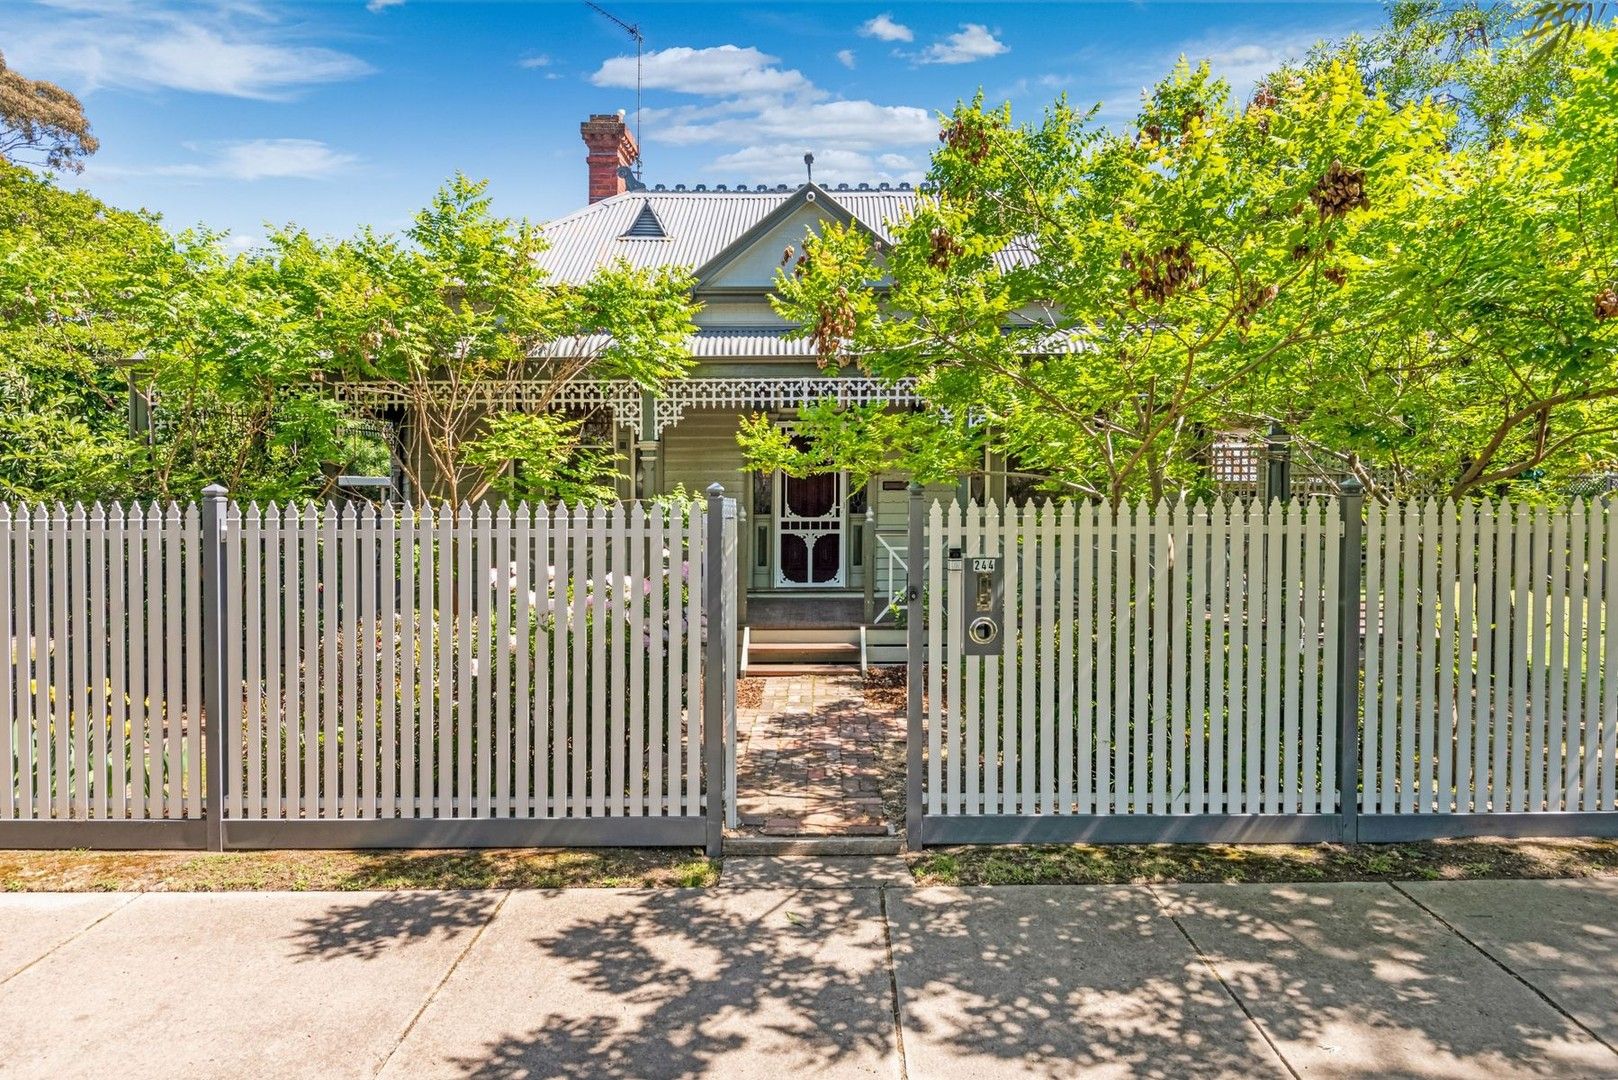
[723,834,904,856]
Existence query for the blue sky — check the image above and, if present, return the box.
[8,1,1387,249]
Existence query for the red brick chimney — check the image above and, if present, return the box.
[581,112,639,204]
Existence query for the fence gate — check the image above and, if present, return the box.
[0,486,740,853]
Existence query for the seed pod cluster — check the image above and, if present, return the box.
[939,116,993,165]
[1596,285,1618,321]
[928,227,964,269]
[1310,160,1370,220]
[1122,241,1203,305]
[1235,282,1279,329]
[810,288,856,367]
[1323,266,1348,288]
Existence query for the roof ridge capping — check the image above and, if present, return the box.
[643,182,915,193]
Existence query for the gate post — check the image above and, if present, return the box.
[905,483,925,850]
[1335,477,1365,844]
[703,484,730,859]
[200,485,229,852]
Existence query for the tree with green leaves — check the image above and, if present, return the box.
[1292,23,1618,498]
[745,57,1452,504]
[743,15,1618,504]
[273,174,699,505]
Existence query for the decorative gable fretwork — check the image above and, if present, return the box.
[329,376,922,438]
[650,377,920,435]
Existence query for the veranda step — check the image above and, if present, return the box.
[747,641,859,654]
[742,663,864,677]
[723,834,905,856]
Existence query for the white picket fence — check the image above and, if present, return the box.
[1361,499,1616,832]
[914,494,1618,844]
[920,498,1343,840]
[0,503,205,824]
[0,496,734,849]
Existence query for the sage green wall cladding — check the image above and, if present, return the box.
[658,409,749,501]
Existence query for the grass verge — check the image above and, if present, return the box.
[0,847,719,892]
[908,837,1618,886]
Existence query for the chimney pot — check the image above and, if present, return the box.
[581,113,640,204]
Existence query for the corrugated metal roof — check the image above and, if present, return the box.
[533,186,921,283]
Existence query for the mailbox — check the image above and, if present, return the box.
[962,554,1005,655]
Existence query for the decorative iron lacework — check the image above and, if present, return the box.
[649,377,920,436]
[326,376,922,437]
[329,379,647,430]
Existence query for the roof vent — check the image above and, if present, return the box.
[755,184,767,192]
[674,183,687,191]
[878,182,891,191]
[653,183,667,191]
[621,201,667,239]
[899,182,912,191]
[695,184,708,191]
[858,182,871,191]
[835,183,849,191]
[775,183,788,192]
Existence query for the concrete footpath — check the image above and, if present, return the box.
[1,865,1615,1079]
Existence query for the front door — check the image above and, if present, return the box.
[774,469,845,587]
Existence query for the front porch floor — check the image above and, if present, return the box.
[733,672,905,836]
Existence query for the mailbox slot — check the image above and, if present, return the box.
[963,555,1005,655]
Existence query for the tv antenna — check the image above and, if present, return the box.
[585,1,644,178]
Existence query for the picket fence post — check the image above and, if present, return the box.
[200,485,230,852]
[1336,477,1365,843]
[905,482,926,850]
[703,484,729,858]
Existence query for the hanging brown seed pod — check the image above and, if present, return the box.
[928,226,964,269]
[1291,243,1311,261]
[1234,282,1280,329]
[1323,266,1348,288]
[781,245,794,266]
[1309,159,1370,219]
[1126,240,1203,304]
[940,117,994,164]
[1597,286,1618,321]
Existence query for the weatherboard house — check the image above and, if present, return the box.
[356,113,966,655]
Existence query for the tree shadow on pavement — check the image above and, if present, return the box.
[887,885,1281,1079]
[1154,883,1618,1078]
[446,888,894,1080]
[286,891,501,963]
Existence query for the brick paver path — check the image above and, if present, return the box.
[734,674,902,836]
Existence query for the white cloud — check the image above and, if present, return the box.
[593,45,814,97]
[590,40,936,168]
[644,99,936,149]
[920,24,1008,65]
[222,232,266,255]
[859,14,913,43]
[365,0,403,12]
[518,53,551,69]
[836,48,856,69]
[1198,40,1305,96]
[89,139,359,182]
[7,5,372,99]
[707,144,922,187]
